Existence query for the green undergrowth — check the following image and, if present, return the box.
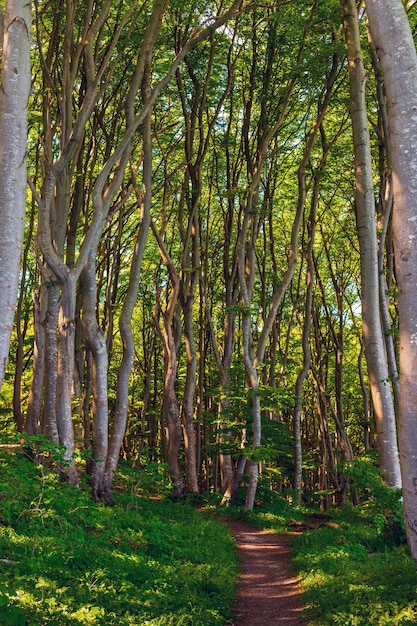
[2,446,416,626]
[0,449,237,625]
[292,462,417,625]
[244,458,417,626]
[292,520,417,626]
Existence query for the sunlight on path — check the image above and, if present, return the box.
[227,520,308,626]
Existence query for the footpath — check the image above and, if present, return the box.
[227,519,308,626]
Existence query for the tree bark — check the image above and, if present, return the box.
[25,287,46,435]
[151,227,186,499]
[82,250,109,500]
[0,0,31,390]
[365,0,417,560]
[341,0,401,488]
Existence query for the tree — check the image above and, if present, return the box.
[0,0,31,391]
[3,0,410,515]
[27,0,244,493]
[341,0,401,488]
[365,0,417,561]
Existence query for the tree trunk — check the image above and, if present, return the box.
[368,32,401,411]
[0,0,31,390]
[82,251,109,500]
[26,288,46,435]
[151,225,186,499]
[365,0,417,560]
[341,0,401,487]
[293,197,316,501]
[163,325,186,498]
[55,275,78,485]
[182,293,200,493]
[41,280,60,444]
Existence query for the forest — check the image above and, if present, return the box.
[1,0,417,623]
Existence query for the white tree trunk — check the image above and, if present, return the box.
[342,0,401,488]
[0,0,31,389]
[365,0,417,561]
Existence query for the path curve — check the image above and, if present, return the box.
[227,519,308,626]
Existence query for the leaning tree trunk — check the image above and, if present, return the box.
[365,0,417,561]
[0,0,31,390]
[341,0,401,488]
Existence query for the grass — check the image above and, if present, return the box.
[0,449,238,625]
[241,458,417,626]
[2,447,417,625]
[289,499,417,626]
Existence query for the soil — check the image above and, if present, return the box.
[226,519,308,626]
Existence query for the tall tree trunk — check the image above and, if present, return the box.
[151,228,186,499]
[0,0,31,390]
[82,250,109,501]
[293,177,320,501]
[41,280,60,444]
[365,0,417,560]
[55,275,78,484]
[368,31,401,411]
[26,287,46,436]
[341,0,401,487]
[182,291,200,493]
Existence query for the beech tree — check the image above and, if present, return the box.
[365,0,417,561]
[2,0,415,519]
[27,0,244,493]
[0,0,31,391]
[341,0,401,488]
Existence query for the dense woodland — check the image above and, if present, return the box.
[1,0,417,569]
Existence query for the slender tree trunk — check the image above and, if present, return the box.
[358,340,371,451]
[368,32,401,410]
[201,275,238,499]
[101,152,152,502]
[341,0,401,487]
[26,287,46,435]
[293,188,318,501]
[218,328,236,494]
[162,316,185,498]
[100,2,166,500]
[365,0,417,560]
[42,280,60,444]
[82,251,109,500]
[13,301,25,433]
[151,236,186,498]
[55,276,78,484]
[182,293,199,493]
[0,0,31,390]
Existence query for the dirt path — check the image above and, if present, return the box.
[227,519,308,626]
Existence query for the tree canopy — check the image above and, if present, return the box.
[1,0,417,558]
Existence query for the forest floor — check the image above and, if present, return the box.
[226,519,309,626]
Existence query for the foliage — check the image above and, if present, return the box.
[287,464,416,626]
[0,0,411,567]
[211,451,417,625]
[1,446,417,625]
[0,450,237,625]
